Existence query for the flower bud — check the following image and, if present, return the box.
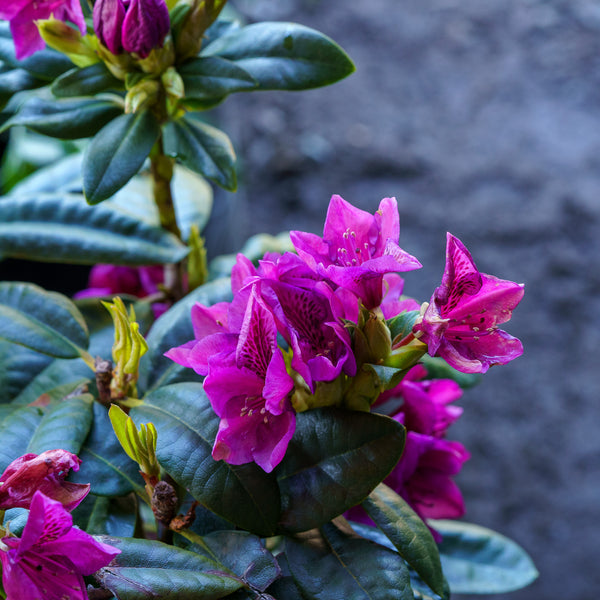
[93,0,127,55]
[38,17,99,68]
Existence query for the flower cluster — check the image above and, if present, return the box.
[0,450,119,599]
[167,195,524,490]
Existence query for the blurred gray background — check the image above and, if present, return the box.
[209,1,600,598]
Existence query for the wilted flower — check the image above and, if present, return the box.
[414,233,524,374]
[0,0,85,60]
[291,195,421,309]
[93,0,170,58]
[0,449,89,511]
[0,491,120,600]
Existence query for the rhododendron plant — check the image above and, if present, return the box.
[0,3,537,599]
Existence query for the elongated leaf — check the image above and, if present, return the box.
[9,153,82,195]
[275,408,405,533]
[131,383,281,536]
[163,117,236,191]
[139,278,231,392]
[72,494,137,537]
[0,340,53,403]
[1,97,123,139]
[0,406,43,472]
[180,56,257,99]
[362,483,447,599]
[95,537,242,600]
[202,22,355,90]
[70,402,143,497]
[434,520,539,594]
[52,63,124,97]
[0,282,89,358]
[421,356,481,389]
[285,521,413,600]
[27,394,94,455]
[0,194,187,264]
[0,68,44,109]
[83,111,160,204]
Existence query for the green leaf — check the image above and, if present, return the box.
[139,278,231,392]
[0,406,43,472]
[83,111,160,204]
[362,483,447,599]
[0,68,45,109]
[27,394,94,455]
[72,494,137,537]
[202,22,355,90]
[387,310,419,343]
[8,153,82,195]
[285,520,413,600]
[52,63,124,97]
[0,194,187,265]
[434,520,539,594]
[163,117,236,191]
[421,356,481,389]
[0,282,89,358]
[180,56,257,99]
[274,408,406,533]
[96,537,241,599]
[130,383,281,536]
[70,402,143,497]
[1,97,123,140]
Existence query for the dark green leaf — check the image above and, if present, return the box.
[0,282,89,358]
[275,408,405,533]
[434,520,539,594]
[27,394,94,455]
[285,520,413,600]
[163,117,236,191]
[0,194,187,265]
[388,310,419,343]
[131,383,280,536]
[362,483,447,598]
[95,536,243,599]
[8,153,82,195]
[139,278,231,392]
[0,68,45,109]
[1,97,123,139]
[180,56,257,99]
[0,406,43,472]
[83,111,160,204]
[70,402,143,497]
[51,63,124,97]
[72,494,137,537]
[202,22,355,90]
[0,25,73,79]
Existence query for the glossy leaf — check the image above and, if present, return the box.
[285,520,413,600]
[163,117,237,191]
[83,111,160,204]
[52,62,124,97]
[8,153,82,195]
[0,282,89,358]
[70,402,144,497]
[180,56,257,99]
[0,68,44,109]
[131,383,281,536]
[434,520,539,594]
[362,483,447,599]
[0,406,43,472]
[275,408,406,533]
[388,310,419,343]
[27,394,94,455]
[139,278,231,392]
[202,22,355,90]
[72,494,137,538]
[1,97,123,140]
[95,537,242,599]
[0,194,187,265]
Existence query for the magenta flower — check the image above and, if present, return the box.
[0,0,85,60]
[291,195,421,309]
[413,233,524,374]
[0,449,89,511]
[0,491,120,600]
[93,0,170,58]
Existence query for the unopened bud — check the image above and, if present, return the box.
[175,0,228,60]
[38,18,99,68]
[125,79,161,113]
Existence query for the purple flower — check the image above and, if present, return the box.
[0,491,120,600]
[0,0,85,60]
[93,0,170,58]
[414,233,524,373]
[291,195,421,309]
[0,450,89,512]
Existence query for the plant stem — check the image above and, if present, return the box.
[150,137,181,240]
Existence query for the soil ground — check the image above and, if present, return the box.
[210,1,600,598]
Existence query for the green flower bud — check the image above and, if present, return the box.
[37,17,99,68]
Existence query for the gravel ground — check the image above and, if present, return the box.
[209,1,600,598]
